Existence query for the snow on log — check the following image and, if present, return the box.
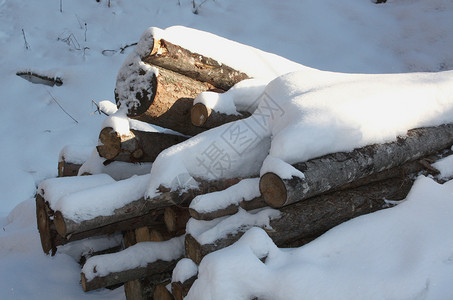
[135,26,308,82]
[81,236,184,292]
[189,178,267,221]
[171,258,198,300]
[97,127,188,162]
[185,176,414,264]
[140,38,250,91]
[58,145,92,177]
[53,177,242,239]
[52,175,161,238]
[78,150,153,181]
[190,102,250,128]
[36,174,117,254]
[260,124,453,208]
[115,53,214,136]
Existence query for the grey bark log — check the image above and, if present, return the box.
[186,176,414,264]
[260,124,453,208]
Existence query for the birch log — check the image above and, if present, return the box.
[260,124,453,208]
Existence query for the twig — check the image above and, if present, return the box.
[192,0,210,14]
[60,0,63,13]
[91,100,109,116]
[47,90,78,124]
[22,29,30,50]
[101,42,137,56]
[84,23,88,42]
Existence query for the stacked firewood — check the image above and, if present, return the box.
[36,32,255,300]
[35,29,453,300]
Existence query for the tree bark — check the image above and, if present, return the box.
[171,275,197,300]
[260,124,453,208]
[115,65,214,136]
[186,176,414,264]
[190,102,251,128]
[141,38,250,91]
[82,259,178,292]
[97,127,188,162]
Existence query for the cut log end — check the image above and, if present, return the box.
[97,127,122,160]
[191,102,211,127]
[259,172,288,208]
[53,211,67,238]
[81,273,88,292]
[36,195,53,255]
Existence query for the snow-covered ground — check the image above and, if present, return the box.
[1,0,453,299]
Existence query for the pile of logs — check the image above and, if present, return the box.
[35,31,453,300]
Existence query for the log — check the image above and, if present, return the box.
[189,196,267,221]
[122,225,174,299]
[124,272,173,300]
[260,124,453,208]
[190,102,251,128]
[141,38,250,91]
[81,259,177,292]
[154,282,174,300]
[58,160,82,177]
[186,176,414,264]
[115,65,214,136]
[53,177,242,239]
[164,206,191,234]
[54,208,163,240]
[36,194,62,255]
[171,275,197,300]
[96,127,188,162]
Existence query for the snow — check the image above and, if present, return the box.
[136,26,309,80]
[1,0,453,299]
[433,154,453,180]
[58,144,93,165]
[82,236,184,282]
[187,176,453,300]
[54,174,150,222]
[263,70,453,165]
[187,208,281,245]
[172,258,198,284]
[193,78,269,115]
[115,52,158,116]
[190,178,261,214]
[37,174,115,209]
[78,150,152,181]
